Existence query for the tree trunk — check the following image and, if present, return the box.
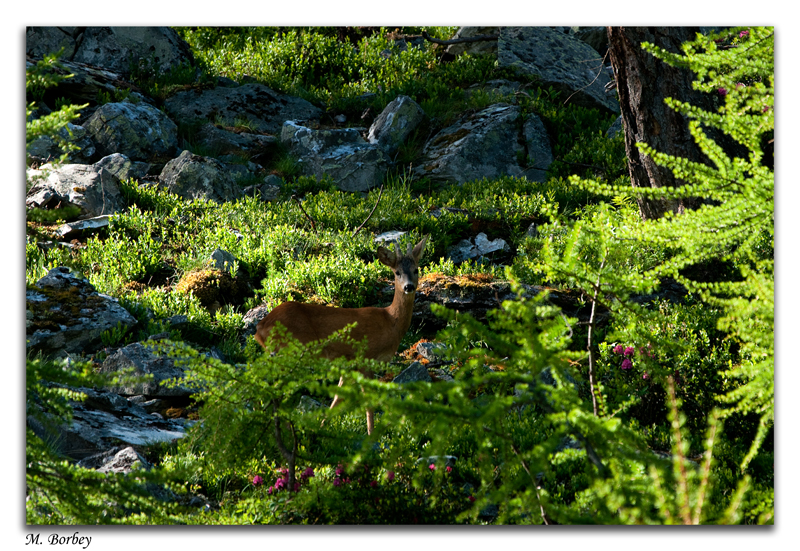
[606,27,716,220]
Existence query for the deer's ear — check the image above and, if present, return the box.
[412,235,429,262]
[377,246,397,268]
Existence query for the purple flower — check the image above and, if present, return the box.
[643,372,649,380]
[446,466,453,473]
[386,471,395,482]
[370,480,378,488]
[429,464,436,471]
[335,465,344,476]
[621,358,633,370]
[623,346,634,357]
[253,475,264,486]
[274,478,286,490]
[267,486,273,495]
[333,478,342,487]
[301,467,315,480]
[718,88,727,96]
[739,30,749,38]
[612,344,624,355]
[468,496,476,503]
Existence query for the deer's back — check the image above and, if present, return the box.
[254,301,402,362]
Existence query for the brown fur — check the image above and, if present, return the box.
[253,236,428,434]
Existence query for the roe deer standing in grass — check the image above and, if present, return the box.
[254,235,428,435]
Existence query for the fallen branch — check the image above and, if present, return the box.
[352,183,384,237]
[419,30,499,46]
[292,194,318,233]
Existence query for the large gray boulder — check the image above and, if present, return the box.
[26,267,138,356]
[498,27,619,113]
[85,101,179,162]
[70,27,194,76]
[282,122,389,192]
[26,26,80,59]
[193,123,278,162]
[93,153,151,182]
[158,150,244,203]
[522,114,554,182]
[26,162,126,219]
[367,95,426,156]
[100,342,192,397]
[445,27,500,57]
[412,103,524,185]
[164,83,322,135]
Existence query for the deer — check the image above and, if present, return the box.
[254,235,428,435]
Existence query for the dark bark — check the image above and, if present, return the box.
[606,27,717,220]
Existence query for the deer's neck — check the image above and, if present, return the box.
[386,285,416,332]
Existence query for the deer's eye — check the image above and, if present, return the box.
[395,271,400,276]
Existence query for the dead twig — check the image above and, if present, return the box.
[419,30,499,46]
[292,194,318,234]
[352,183,384,237]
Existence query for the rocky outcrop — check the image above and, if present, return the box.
[27,26,194,77]
[27,123,96,165]
[85,101,179,162]
[26,267,138,356]
[498,27,619,114]
[413,104,525,185]
[281,122,390,192]
[100,342,192,397]
[26,161,126,219]
[164,82,322,135]
[367,95,426,156]
[157,150,244,203]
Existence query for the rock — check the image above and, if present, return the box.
[367,95,425,156]
[446,232,509,264]
[209,249,237,272]
[242,305,271,338]
[164,83,321,135]
[416,341,448,362]
[100,342,191,397]
[281,121,389,192]
[374,230,407,243]
[573,27,609,54]
[445,27,500,57]
[158,150,243,203]
[26,26,80,59]
[93,153,150,181]
[26,267,138,356]
[55,214,112,239]
[606,115,623,139]
[413,103,524,185]
[70,27,194,76]
[27,385,188,460]
[81,446,153,474]
[85,102,179,162]
[521,114,554,182]
[26,163,126,219]
[298,395,325,412]
[193,123,278,161]
[27,123,96,165]
[498,27,619,114]
[465,79,521,100]
[393,362,432,384]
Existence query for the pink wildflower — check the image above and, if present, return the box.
[387,471,395,482]
[301,467,315,480]
[333,478,341,487]
[253,475,264,486]
[370,480,378,488]
[274,478,286,490]
[468,496,476,503]
[739,30,749,38]
[612,344,624,355]
[267,486,273,495]
[446,466,453,473]
[429,464,436,471]
[623,346,634,357]
[718,88,727,96]
[335,465,344,476]
[621,358,633,370]
[643,372,649,380]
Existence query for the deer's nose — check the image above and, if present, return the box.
[403,283,415,293]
